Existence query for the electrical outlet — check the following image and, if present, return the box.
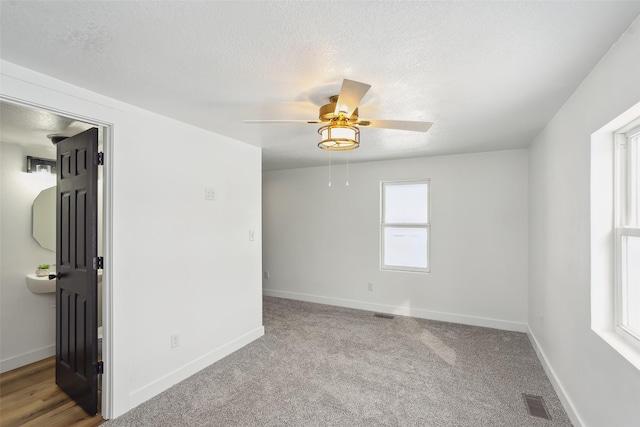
[368,282,373,291]
[249,229,255,241]
[171,333,180,348]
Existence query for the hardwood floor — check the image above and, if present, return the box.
[0,357,104,427]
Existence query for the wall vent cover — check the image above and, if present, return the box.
[373,313,395,319]
[522,394,552,420]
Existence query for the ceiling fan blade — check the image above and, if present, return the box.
[334,79,371,118]
[244,119,322,124]
[358,120,433,132]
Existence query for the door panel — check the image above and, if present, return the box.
[56,127,99,415]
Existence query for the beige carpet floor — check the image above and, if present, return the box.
[105,296,572,426]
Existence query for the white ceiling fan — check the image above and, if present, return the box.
[245,79,433,151]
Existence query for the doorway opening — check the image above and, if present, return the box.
[0,99,112,419]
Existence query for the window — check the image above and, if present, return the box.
[381,180,430,272]
[616,123,640,341]
[591,104,640,370]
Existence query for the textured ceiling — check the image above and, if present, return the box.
[1,1,639,171]
[0,102,94,150]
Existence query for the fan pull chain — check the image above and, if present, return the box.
[346,153,350,186]
[328,152,332,187]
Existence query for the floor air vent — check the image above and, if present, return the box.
[373,313,395,319]
[522,394,552,420]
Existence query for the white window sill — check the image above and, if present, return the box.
[593,327,640,371]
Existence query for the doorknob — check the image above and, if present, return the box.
[48,272,62,280]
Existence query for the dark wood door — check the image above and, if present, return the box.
[55,127,99,415]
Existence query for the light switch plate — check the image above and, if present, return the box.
[205,187,215,201]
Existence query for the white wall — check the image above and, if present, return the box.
[527,17,640,427]
[263,150,528,331]
[0,61,264,418]
[0,142,57,372]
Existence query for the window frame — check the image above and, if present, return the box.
[380,179,431,273]
[615,122,640,343]
[590,102,640,372]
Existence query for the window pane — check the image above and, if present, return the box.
[622,235,640,336]
[384,183,429,223]
[383,227,428,269]
[627,134,639,227]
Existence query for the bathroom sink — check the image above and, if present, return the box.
[26,271,102,294]
[26,273,56,294]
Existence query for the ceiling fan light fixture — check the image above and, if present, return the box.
[244,79,433,156]
[318,122,360,151]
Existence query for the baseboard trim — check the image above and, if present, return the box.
[526,327,584,427]
[128,325,264,409]
[263,289,527,332]
[0,344,55,374]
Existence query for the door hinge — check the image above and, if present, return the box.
[95,361,104,375]
[93,256,104,270]
[97,152,104,165]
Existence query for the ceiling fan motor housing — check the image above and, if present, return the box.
[319,95,359,122]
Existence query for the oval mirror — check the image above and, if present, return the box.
[33,185,56,252]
